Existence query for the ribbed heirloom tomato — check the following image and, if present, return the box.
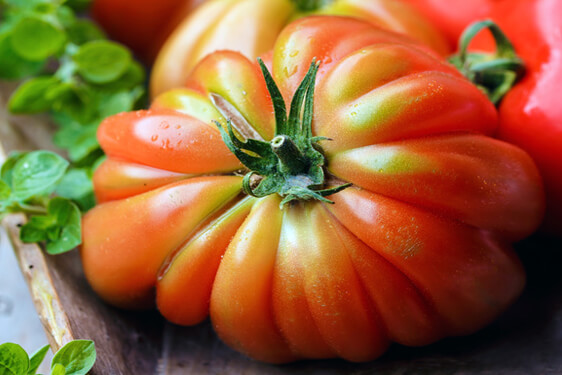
[82,17,544,363]
[150,0,450,96]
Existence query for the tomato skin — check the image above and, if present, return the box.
[327,188,527,335]
[149,0,450,97]
[91,0,202,62]
[404,0,562,233]
[82,17,544,363]
[82,176,243,308]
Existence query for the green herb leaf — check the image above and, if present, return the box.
[50,86,95,124]
[73,40,131,84]
[45,197,81,254]
[0,342,30,375]
[51,363,66,375]
[51,340,95,375]
[0,180,11,209]
[33,2,58,15]
[0,0,146,255]
[10,17,66,61]
[28,345,50,375]
[91,155,106,171]
[64,0,91,12]
[0,32,44,80]
[55,169,95,211]
[0,151,26,187]
[95,61,145,91]
[98,88,143,118]
[53,121,99,163]
[67,19,104,45]
[8,76,59,113]
[46,225,62,242]
[45,81,75,103]
[20,197,82,254]
[11,151,69,201]
[20,215,52,243]
[54,4,76,26]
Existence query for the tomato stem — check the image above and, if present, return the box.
[449,20,525,105]
[216,59,350,207]
[271,135,308,175]
[290,0,334,12]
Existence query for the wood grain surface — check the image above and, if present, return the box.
[1,82,561,375]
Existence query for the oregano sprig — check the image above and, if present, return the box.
[1,0,146,165]
[0,151,83,254]
[0,340,96,375]
[0,0,147,253]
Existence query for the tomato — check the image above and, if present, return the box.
[91,0,203,62]
[82,17,544,363]
[406,0,562,233]
[149,0,451,97]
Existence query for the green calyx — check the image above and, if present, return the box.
[449,20,525,105]
[216,58,350,207]
[290,0,334,12]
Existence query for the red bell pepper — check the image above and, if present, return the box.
[407,0,562,233]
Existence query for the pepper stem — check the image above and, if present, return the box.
[449,20,525,105]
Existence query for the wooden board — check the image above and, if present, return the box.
[2,82,562,374]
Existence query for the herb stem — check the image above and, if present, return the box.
[16,203,48,215]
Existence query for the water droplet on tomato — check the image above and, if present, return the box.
[151,135,159,141]
[162,139,172,150]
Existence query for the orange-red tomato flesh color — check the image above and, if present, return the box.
[81,17,544,364]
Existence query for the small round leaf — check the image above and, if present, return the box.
[67,20,105,45]
[0,32,44,79]
[51,363,67,375]
[73,40,131,84]
[12,151,69,201]
[10,17,66,61]
[0,180,12,211]
[51,340,96,375]
[45,198,82,254]
[0,342,30,375]
[8,76,59,113]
